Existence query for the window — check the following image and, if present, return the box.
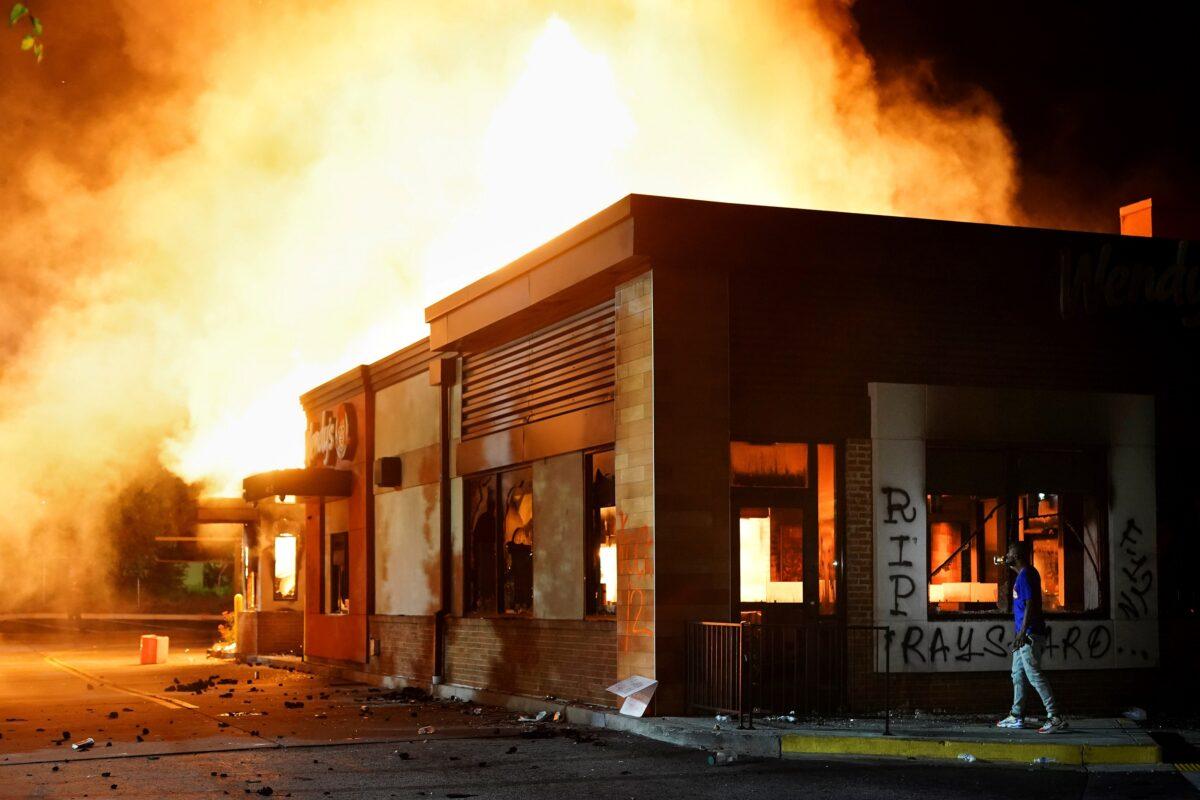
[586,450,617,615]
[322,499,350,614]
[465,467,534,614]
[740,507,805,602]
[734,442,839,615]
[273,533,297,601]
[926,447,1105,616]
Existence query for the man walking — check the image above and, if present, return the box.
[995,541,1068,733]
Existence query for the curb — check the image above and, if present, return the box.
[780,733,1161,766]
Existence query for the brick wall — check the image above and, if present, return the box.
[236,610,303,657]
[444,617,617,707]
[614,274,656,686]
[368,615,435,682]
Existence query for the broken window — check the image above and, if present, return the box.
[465,467,534,615]
[322,499,350,614]
[273,533,297,601]
[586,450,617,615]
[731,442,808,488]
[926,447,1105,616]
[740,506,805,602]
[735,442,840,616]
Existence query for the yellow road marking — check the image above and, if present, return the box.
[1178,763,1200,772]
[43,657,199,711]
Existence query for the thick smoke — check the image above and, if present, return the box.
[0,0,1018,608]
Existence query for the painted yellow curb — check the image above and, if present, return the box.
[781,734,1160,766]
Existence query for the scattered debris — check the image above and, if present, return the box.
[517,711,548,723]
[165,678,216,695]
[417,726,436,735]
[707,750,737,766]
[70,738,95,752]
[957,753,977,763]
[1032,756,1057,766]
[284,701,304,709]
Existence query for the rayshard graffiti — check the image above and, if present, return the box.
[881,621,1136,673]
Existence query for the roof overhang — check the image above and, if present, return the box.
[424,195,647,352]
[242,468,353,503]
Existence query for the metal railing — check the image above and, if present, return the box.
[686,621,892,733]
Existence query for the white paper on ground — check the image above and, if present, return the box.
[607,675,658,717]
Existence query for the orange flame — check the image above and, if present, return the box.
[0,1,1017,602]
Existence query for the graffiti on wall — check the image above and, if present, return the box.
[882,620,1128,673]
[1116,518,1154,621]
[881,487,919,618]
[870,382,1161,673]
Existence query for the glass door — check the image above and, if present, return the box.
[731,442,840,623]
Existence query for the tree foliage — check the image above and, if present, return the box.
[8,3,42,62]
[105,466,199,598]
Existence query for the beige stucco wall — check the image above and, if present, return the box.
[375,485,441,615]
[375,375,441,455]
[532,451,586,619]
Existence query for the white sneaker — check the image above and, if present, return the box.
[1038,716,1068,734]
[996,715,1025,729]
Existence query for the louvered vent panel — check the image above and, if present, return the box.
[461,302,616,441]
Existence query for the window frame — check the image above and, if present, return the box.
[729,440,845,622]
[463,465,535,617]
[584,448,617,617]
[925,442,1110,621]
[272,532,299,602]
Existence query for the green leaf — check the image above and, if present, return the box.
[9,3,27,26]
[31,15,41,35]
[33,40,42,61]
[19,33,32,50]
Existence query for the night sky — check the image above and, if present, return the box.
[853,1,1200,236]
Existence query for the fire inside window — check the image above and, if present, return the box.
[273,533,297,601]
[926,448,1106,615]
[734,443,839,614]
[587,450,617,615]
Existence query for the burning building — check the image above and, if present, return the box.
[242,194,1198,716]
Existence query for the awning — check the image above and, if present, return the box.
[242,468,354,503]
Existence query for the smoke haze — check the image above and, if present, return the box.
[0,0,1018,606]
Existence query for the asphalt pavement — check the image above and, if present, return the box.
[1,619,1195,799]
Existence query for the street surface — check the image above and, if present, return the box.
[1,620,1195,799]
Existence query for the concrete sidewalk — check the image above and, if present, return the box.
[622,715,1162,768]
[241,656,1162,769]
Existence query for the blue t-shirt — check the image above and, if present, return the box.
[1013,567,1047,635]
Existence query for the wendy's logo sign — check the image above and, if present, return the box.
[1060,241,1200,326]
[307,403,357,466]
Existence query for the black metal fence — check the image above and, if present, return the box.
[686,621,892,731]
